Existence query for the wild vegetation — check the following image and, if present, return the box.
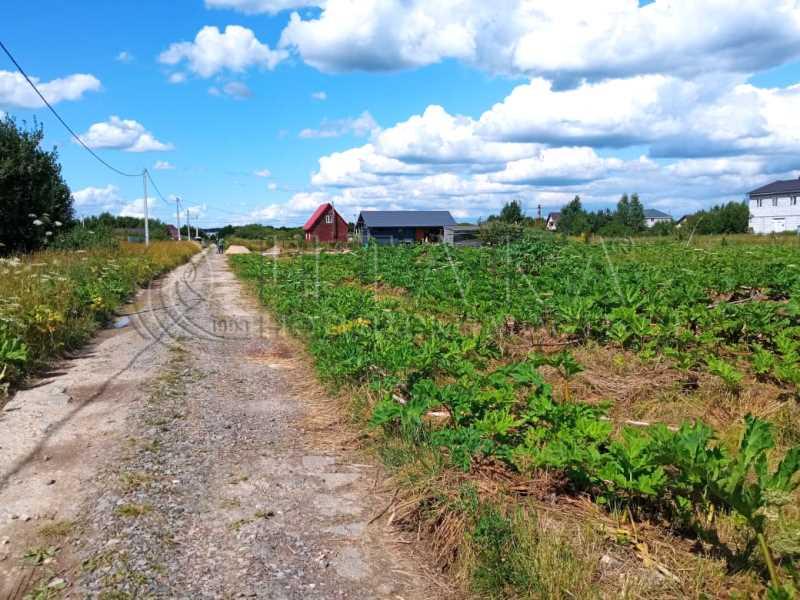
[0,240,198,395]
[0,116,73,254]
[233,233,800,598]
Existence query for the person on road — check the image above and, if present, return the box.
[217,238,225,254]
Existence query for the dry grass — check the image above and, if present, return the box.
[38,520,74,540]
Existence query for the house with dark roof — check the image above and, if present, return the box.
[545,212,560,231]
[644,208,673,228]
[303,203,348,243]
[748,178,800,234]
[356,210,456,245]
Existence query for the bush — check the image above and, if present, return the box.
[0,116,73,254]
[479,221,526,245]
[51,224,118,251]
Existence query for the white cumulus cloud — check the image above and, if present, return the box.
[119,198,149,219]
[478,76,800,158]
[79,116,173,153]
[159,25,287,78]
[71,185,124,212]
[0,70,101,109]
[278,0,800,80]
[491,147,625,186]
[376,105,538,165]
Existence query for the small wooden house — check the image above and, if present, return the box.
[303,203,348,243]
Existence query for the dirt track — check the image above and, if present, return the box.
[0,250,436,599]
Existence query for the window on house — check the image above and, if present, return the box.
[325,213,333,224]
[792,197,798,206]
[756,199,763,208]
[772,198,779,207]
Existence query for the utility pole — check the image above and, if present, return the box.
[185,209,190,240]
[143,171,150,246]
[175,197,182,241]
[195,221,199,240]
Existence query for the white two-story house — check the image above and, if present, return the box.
[748,178,800,234]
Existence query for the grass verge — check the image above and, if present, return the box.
[0,240,198,396]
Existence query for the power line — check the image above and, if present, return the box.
[0,39,142,178]
[145,169,170,205]
[1,40,264,229]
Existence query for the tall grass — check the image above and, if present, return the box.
[0,241,198,394]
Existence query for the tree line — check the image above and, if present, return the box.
[481,195,750,239]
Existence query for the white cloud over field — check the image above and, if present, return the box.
[278,0,800,81]
[79,116,173,153]
[159,25,287,79]
[0,70,100,109]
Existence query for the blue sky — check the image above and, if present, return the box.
[2,0,800,227]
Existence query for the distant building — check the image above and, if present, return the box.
[644,209,673,228]
[356,211,456,245]
[545,212,560,231]
[443,224,481,247]
[166,225,179,240]
[748,178,800,234]
[303,203,348,243]
[675,214,691,228]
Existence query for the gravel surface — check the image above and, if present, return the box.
[69,251,435,598]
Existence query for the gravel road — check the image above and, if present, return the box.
[1,250,438,599]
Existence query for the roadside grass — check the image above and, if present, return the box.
[118,471,154,493]
[230,237,800,598]
[38,520,74,540]
[115,503,152,518]
[0,240,198,397]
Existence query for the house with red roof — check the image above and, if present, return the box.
[303,203,348,243]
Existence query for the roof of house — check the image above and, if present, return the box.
[748,178,800,197]
[546,212,561,222]
[358,210,456,228]
[644,209,672,219]
[303,203,335,231]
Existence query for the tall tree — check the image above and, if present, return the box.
[558,195,589,234]
[628,193,646,232]
[0,117,73,253]
[615,193,630,229]
[498,199,525,223]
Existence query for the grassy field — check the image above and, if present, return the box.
[0,241,198,395]
[232,234,800,598]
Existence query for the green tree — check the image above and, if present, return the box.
[628,193,646,232]
[558,196,590,235]
[498,200,525,223]
[615,193,630,231]
[681,202,749,235]
[0,117,73,253]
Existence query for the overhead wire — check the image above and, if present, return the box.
[1,39,265,227]
[0,39,143,179]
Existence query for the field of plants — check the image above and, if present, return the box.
[233,234,800,598]
[0,240,198,395]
